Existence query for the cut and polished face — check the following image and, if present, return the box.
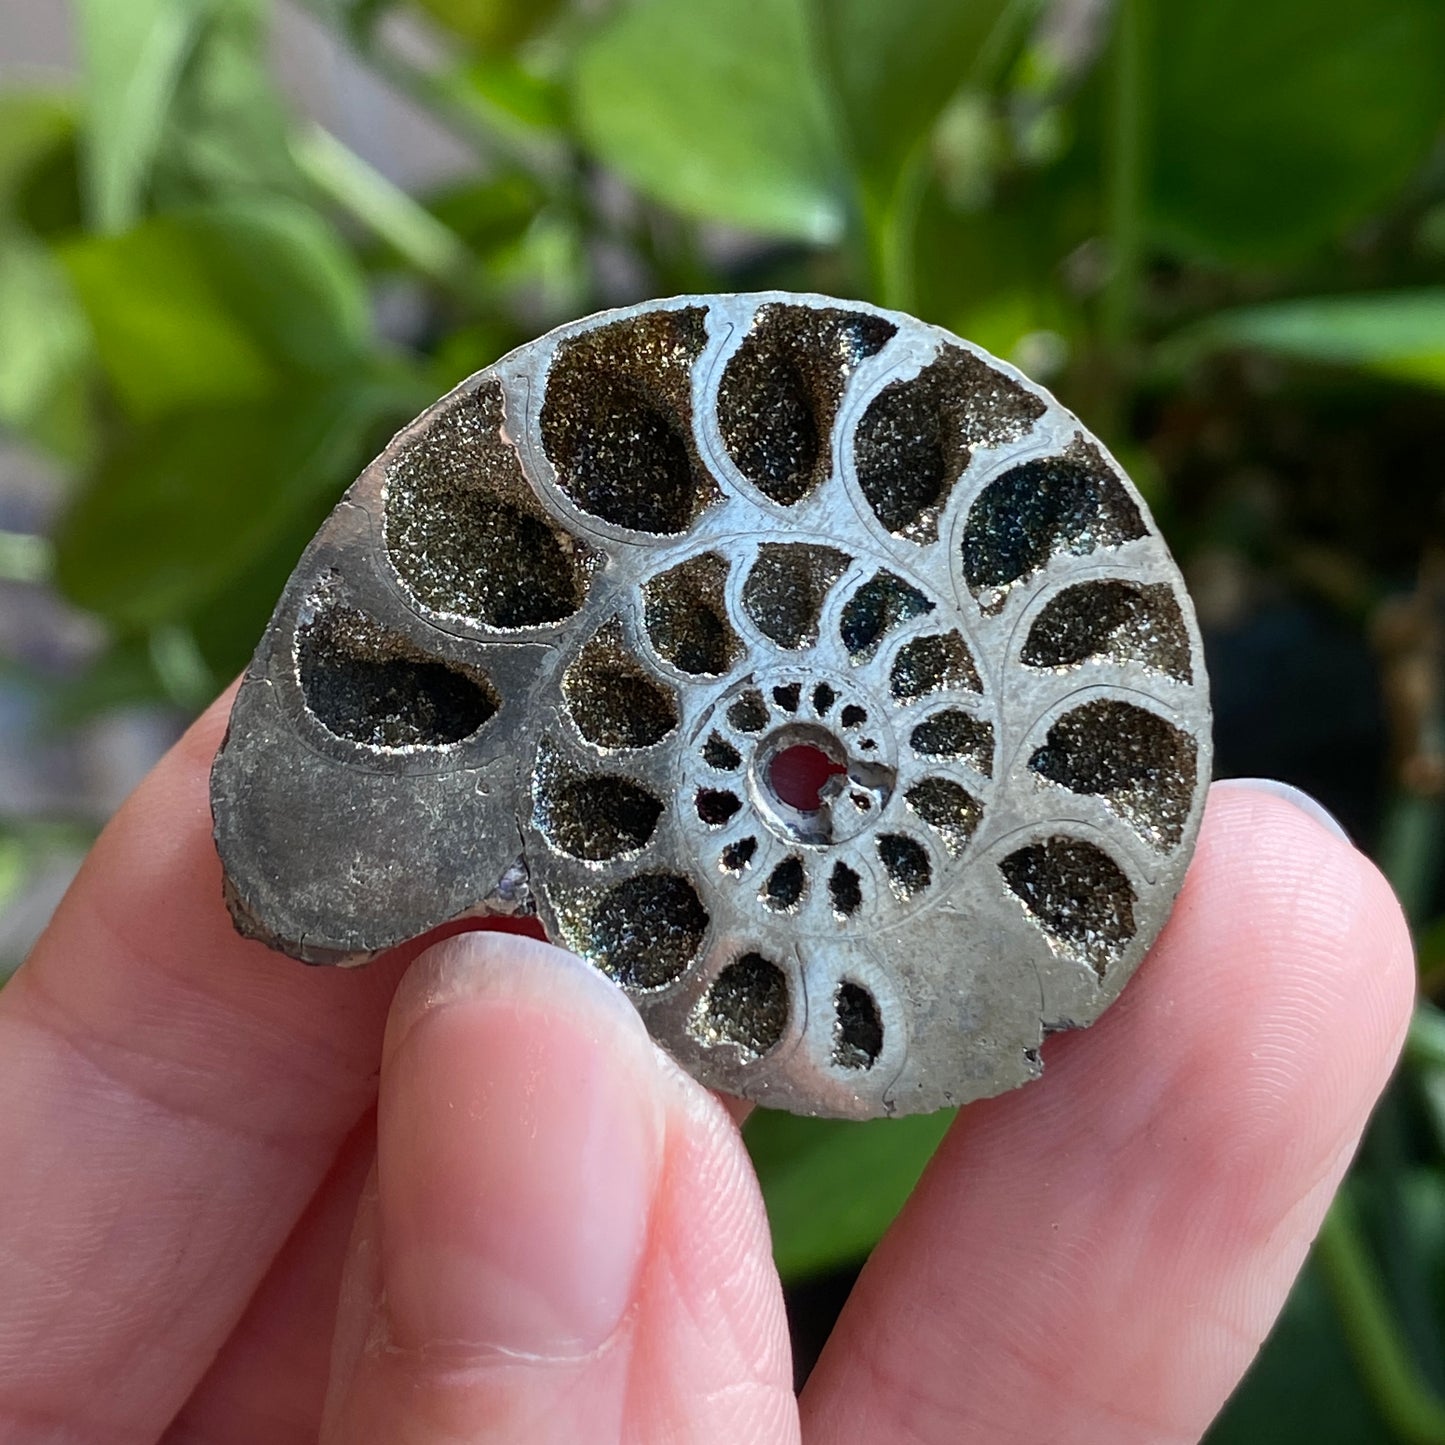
[210,293,1212,1119]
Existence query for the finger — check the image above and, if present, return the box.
[162,1116,376,1445]
[0,690,412,1441]
[320,933,798,1445]
[799,785,1414,1445]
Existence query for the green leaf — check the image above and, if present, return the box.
[0,91,76,213]
[426,171,546,254]
[60,198,371,420]
[1148,0,1445,263]
[154,0,301,203]
[74,0,298,228]
[73,0,209,230]
[1184,291,1445,389]
[745,1108,955,1281]
[54,379,379,627]
[0,229,93,456]
[459,56,569,134]
[913,182,1076,364]
[412,0,566,54]
[811,0,1017,202]
[572,0,844,243]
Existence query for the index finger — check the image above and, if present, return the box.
[799,786,1414,1445]
[0,690,410,1443]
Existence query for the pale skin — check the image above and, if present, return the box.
[0,688,1415,1445]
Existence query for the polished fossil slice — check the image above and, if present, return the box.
[211,293,1213,1119]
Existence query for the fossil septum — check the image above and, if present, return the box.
[211,293,1212,1119]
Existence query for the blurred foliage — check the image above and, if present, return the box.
[3,0,1445,1434]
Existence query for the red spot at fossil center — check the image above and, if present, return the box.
[770,743,846,811]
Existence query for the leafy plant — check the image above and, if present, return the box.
[2,0,1445,1436]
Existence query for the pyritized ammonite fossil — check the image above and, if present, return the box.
[211,293,1212,1119]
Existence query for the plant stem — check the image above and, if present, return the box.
[1379,790,1445,927]
[290,123,485,301]
[289,0,565,187]
[1316,1198,1445,1444]
[866,163,925,314]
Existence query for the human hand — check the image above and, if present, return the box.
[0,693,1413,1444]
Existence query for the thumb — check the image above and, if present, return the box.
[320,932,798,1445]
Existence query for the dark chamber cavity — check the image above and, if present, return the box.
[563,621,678,749]
[1028,699,1196,850]
[703,733,742,771]
[719,303,895,506]
[385,381,592,628]
[763,856,806,910]
[1022,579,1192,681]
[962,439,1145,604]
[742,543,851,649]
[773,681,802,713]
[644,552,741,675]
[890,631,980,700]
[583,873,708,989]
[692,952,790,1059]
[999,837,1137,977]
[534,764,662,861]
[728,688,770,733]
[540,308,714,534]
[297,602,497,748]
[697,788,743,825]
[832,982,883,1069]
[813,682,837,714]
[853,344,1045,541]
[909,709,994,775]
[904,778,983,854]
[721,836,759,872]
[840,570,933,660]
[829,860,862,917]
[876,833,932,898]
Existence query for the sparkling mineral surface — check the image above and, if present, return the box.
[210,293,1212,1119]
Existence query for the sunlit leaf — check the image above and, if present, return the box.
[1148,0,1445,263]
[572,0,844,243]
[1184,292,1445,389]
[0,229,93,455]
[60,197,371,420]
[745,1109,954,1281]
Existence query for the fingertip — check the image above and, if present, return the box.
[797,780,1420,1445]
[324,932,796,1444]
[377,931,666,1358]
[1196,782,1416,1052]
[1072,781,1417,1210]
[382,930,648,1067]
[1212,776,1352,844]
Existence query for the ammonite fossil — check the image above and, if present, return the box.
[211,293,1212,1119]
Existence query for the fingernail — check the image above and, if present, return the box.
[378,932,663,1357]
[1215,777,1352,844]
